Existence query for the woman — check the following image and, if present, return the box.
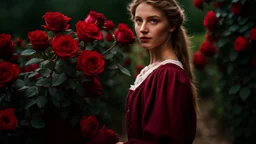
[117,0,198,144]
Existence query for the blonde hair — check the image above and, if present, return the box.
[128,0,199,115]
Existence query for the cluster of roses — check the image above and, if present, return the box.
[0,10,135,143]
[193,0,256,69]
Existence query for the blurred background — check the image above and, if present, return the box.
[0,0,228,143]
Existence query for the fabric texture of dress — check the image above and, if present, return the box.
[124,59,197,144]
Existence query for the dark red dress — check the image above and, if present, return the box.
[124,60,196,144]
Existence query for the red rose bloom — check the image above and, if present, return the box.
[105,33,114,42]
[76,50,105,77]
[88,126,119,144]
[213,2,222,8]
[80,116,100,138]
[136,64,144,73]
[84,11,106,27]
[76,21,103,42]
[0,61,20,88]
[193,0,204,10]
[114,24,135,45]
[203,11,218,31]
[199,41,217,57]
[231,2,243,15]
[51,34,78,59]
[0,108,18,131]
[234,36,248,52]
[22,64,40,79]
[15,38,22,46]
[28,30,49,50]
[84,78,102,98]
[0,34,14,60]
[124,57,131,67]
[249,28,256,40]
[193,51,207,69]
[104,20,115,30]
[42,12,71,31]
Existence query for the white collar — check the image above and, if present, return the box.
[129,59,183,91]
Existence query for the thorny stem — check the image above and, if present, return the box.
[103,41,117,55]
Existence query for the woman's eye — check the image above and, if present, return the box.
[135,19,142,23]
[150,19,158,24]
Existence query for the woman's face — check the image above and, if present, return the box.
[134,2,172,50]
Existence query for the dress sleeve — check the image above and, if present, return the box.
[124,65,196,144]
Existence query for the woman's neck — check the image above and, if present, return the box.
[148,44,178,64]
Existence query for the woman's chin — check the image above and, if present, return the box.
[140,43,152,50]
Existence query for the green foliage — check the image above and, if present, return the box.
[196,0,256,143]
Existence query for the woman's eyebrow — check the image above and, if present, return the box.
[134,15,161,19]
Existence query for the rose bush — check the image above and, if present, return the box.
[193,0,256,143]
[0,10,134,144]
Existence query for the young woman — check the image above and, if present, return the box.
[117,0,198,143]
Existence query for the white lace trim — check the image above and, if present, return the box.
[129,59,183,91]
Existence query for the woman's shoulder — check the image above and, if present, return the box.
[152,62,189,84]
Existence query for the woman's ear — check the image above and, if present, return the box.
[169,26,176,32]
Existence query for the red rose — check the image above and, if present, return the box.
[80,116,100,138]
[205,34,218,42]
[136,64,144,73]
[124,57,131,67]
[234,36,248,52]
[213,2,222,8]
[76,50,105,77]
[15,38,22,46]
[0,108,18,131]
[114,24,135,45]
[42,12,71,31]
[203,11,218,31]
[249,28,256,40]
[84,78,102,98]
[0,34,14,60]
[0,61,20,88]
[104,20,115,30]
[22,64,40,79]
[193,51,207,69]
[10,53,20,64]
[28,30,49,50]
[84,10,106,27]
[88,126,119,144]
[76,21,103,42]
[51,34,78,59]
[231,2,243,15]
[199,41,217,57]
[105,33,115,42]
[193,0,204,10]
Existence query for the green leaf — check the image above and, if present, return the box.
[28,72,39,78]
[239,25,249,33]
[239,18,248,25]
[15,79,25,88]
[24,99,37,109]
[49,88,65,109]
[19,120,30,127]
[229,85,241,95]
[229,25,240,32]
[68,79,76,89]
[104,50,117,60]
[36,96,48,108]
[25,86,38,98]
[229,52,238,62]
[216,38,229,48]
[31,118,46,129]
[61,99,71,108]
[40,60,50,67]
[119,65,131,76]
[40,68,51,77]
[239,87,251,101]
[19,86,29,91]
[52,73,67,86]
[20,49,36,56]
[85,45,94,50]
[25,58,43,66]
[35,78,51,87]
[107,64,119,69]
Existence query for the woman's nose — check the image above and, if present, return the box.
[140,23,148,34]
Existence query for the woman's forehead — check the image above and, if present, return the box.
[135,2,164,18]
